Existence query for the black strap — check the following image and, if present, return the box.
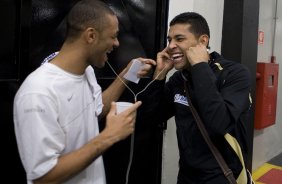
[184,82,237,184]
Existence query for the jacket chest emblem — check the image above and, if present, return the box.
[174,94,189,106]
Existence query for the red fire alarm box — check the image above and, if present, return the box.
[254,62,279,129]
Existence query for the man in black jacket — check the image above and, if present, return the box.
[141,12,253,184]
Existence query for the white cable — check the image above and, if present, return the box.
[106,61,168,184]
[106,62,137,102]
[106,61,167,102]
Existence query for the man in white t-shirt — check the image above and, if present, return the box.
[13,0,156,183]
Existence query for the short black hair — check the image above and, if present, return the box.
[66,0,115,40]
[170,12,210,39]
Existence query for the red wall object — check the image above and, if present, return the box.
[254,62,279,129]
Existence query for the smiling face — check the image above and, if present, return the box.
[89,14,120,68]
[167,23,200,70]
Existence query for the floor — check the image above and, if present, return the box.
[252,152,282,184]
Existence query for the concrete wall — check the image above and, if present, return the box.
[162,0,282,183]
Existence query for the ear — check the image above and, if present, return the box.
[199,34,209,47]
[84,27,98,44]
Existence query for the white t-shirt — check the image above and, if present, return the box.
[13,63,105,184]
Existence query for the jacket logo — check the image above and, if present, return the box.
[174,94,189,106]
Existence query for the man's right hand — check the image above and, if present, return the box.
[103,101,142,142]
[154,47,174,80]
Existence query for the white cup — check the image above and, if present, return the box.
[116,102,133,114]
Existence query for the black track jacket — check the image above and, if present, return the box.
[139,52,252,184]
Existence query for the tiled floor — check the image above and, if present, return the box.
[253,152,282,184]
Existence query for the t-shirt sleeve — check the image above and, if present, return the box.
[14,93,65,180]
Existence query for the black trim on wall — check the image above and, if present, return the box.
[222,0,259,171]
[0,0,21,81]
[154,0,169,182]
[19,0,32,81]
[0,0,31,182]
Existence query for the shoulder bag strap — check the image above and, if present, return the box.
[184,82,237,184]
